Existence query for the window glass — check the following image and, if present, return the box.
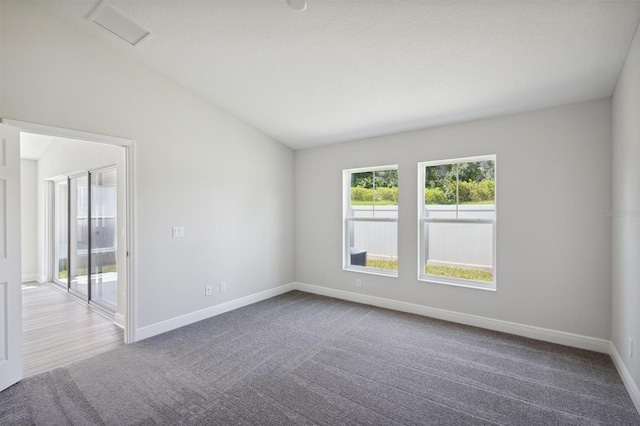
[345,166,398,276]
[419,156,496,289]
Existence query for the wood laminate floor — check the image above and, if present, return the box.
[22,282,124,377]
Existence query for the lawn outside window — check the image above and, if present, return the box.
[418,155,496,290]
[343,165,398,277]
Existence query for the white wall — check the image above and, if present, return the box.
[295,99,612,339]
[0,1,294,334]
[612,22,640,397]
[36,138,126,321]
[20,159,38,281]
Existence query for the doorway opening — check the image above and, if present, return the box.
[12,120,135,376]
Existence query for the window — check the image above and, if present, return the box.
[418,156,496,290]
[343,165,398,276]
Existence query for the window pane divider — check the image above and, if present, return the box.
[347,217,398,223]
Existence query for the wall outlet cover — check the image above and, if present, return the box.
[172,226,184,238]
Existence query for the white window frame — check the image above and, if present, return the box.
[417,155,496,290]
[343,165,398,277]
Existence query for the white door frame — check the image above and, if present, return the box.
[2,119,137,344]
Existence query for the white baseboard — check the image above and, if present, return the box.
[134,283,296,341]
[292,282,611,354]
[113,312,125,329]
[610,342,640,414]
[21,273,39,283]
[132,280,610,353]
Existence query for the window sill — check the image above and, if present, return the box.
[344,266,398,278]
[419,275,496,291]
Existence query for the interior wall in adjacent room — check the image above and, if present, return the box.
[20,159,38,282]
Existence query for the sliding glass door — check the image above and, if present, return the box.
[51,167,117,315]
[89,169,117,312]
[69,174,89,297]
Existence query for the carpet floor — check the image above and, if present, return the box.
[1,290,638,425]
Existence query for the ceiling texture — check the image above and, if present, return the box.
[28,0,640,149]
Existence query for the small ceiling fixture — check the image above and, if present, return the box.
[287,0,307,12]
[88,0,151,47]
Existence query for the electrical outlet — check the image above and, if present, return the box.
[220,282,227,293]
[172,226,184,238]
[205,285,212,296]
[629,338,634,358]
[356,279,362,288]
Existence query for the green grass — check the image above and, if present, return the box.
[425,265,493,282]
[364,259,493,282]
[366,258,398,270]
[425,201,495,206]
[101,264,117,273]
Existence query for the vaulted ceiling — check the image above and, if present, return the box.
[28,0,640,149]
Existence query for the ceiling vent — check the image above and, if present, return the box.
[88,0,151,47]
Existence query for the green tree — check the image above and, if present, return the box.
[352,169,397,188]
[424,161,495,204]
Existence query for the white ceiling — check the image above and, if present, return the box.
[20,132,55,160]
[29,0,640,149]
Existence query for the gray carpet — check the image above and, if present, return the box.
[1,291,638,425]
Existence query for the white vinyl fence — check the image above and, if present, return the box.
[351,205,495,269]
[351,206,398,260]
